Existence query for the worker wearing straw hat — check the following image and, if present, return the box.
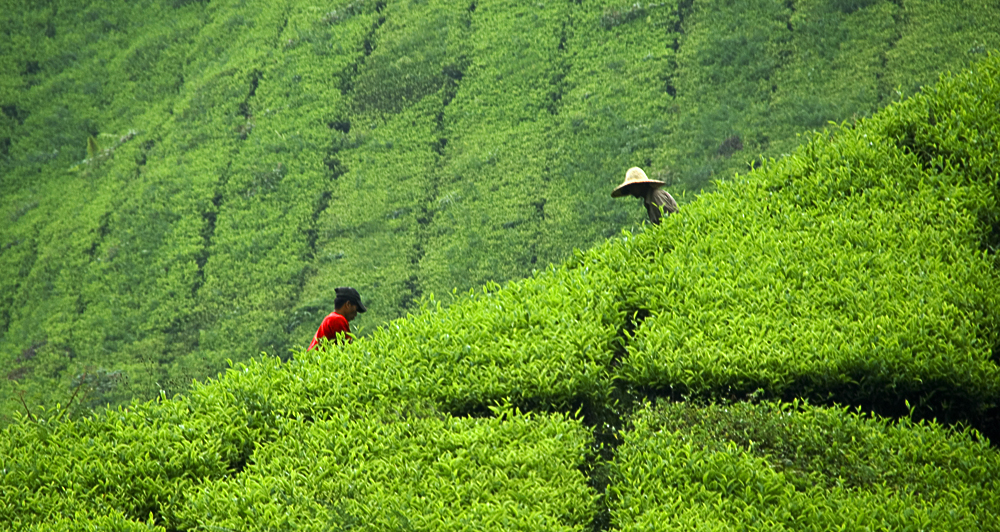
[611,167,679,225]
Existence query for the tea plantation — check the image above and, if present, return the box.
[3,0,1000,418]
[2,49,999,530]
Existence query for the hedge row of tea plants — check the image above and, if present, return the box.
[173,405,594,531]
[331,51,1000,424]
[290,53,1000,429]
[0,387,267,528]
[609,400,1000,531]
[4,0,1000,419]
[177,0,379,378]
[0,377,594,531]
[615,53,1000,421]
[2,55,1000,530]
[299,49,1000,420]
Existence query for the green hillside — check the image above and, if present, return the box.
[1,50,999,531]
[3,0,1000,417]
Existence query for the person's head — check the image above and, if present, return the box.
[611,167,665,199]
[628,183,653,198]
[333,286,367,321]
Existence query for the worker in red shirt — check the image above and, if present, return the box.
[308,286,367,350]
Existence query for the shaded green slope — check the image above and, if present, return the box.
[1,52,999,531]
[2,0,1000,419]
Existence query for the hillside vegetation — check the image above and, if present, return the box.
[1,50,999,531]
[3,0,1000,417]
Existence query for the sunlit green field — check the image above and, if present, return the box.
[3,0,999,417]
[2,1,999,529]
[2,43,999,530]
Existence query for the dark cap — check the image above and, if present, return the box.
[335,286,367,312]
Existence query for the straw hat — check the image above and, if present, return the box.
[611,167,665,198]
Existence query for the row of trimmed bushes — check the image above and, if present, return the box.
[212,54,1000,429]
[610,400,1000,531]
[5,389,998,529]
[292,54,1000,425]
[2,11,999,532]
[1,380,594,530]
[4,0,1000,420]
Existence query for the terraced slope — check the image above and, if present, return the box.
[3,0,1000,417]
[2,52,999,532]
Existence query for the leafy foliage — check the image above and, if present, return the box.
[0,52,1000,530]
[609,400,1000,531]
[0,367,594,531]
[175,405,595,531]
[617,54,1000,422]
[1,1,1000,530]
[3,0,999,419]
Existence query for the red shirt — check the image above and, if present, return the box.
[308,311,351,350]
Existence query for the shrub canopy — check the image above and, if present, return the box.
[2,50,1000,531]
[3,0,1000,417]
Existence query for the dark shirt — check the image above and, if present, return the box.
[645,187,679,225]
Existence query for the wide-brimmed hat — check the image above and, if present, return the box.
[335,286,367,312]
[611,167,665,197]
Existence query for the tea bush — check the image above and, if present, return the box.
[616,54,1000,421]
[609,400,1000,531]
[173,405,595,531]
[0,358,352,526]
[24,510,163,532]
[358,278,621,412]
[221,266,623,418]
[4,0,1000,418]
[2,54,1000,530]
[1,366,595,530]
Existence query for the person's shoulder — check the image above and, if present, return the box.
[321,311,345,324]
[653,187,677,202]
